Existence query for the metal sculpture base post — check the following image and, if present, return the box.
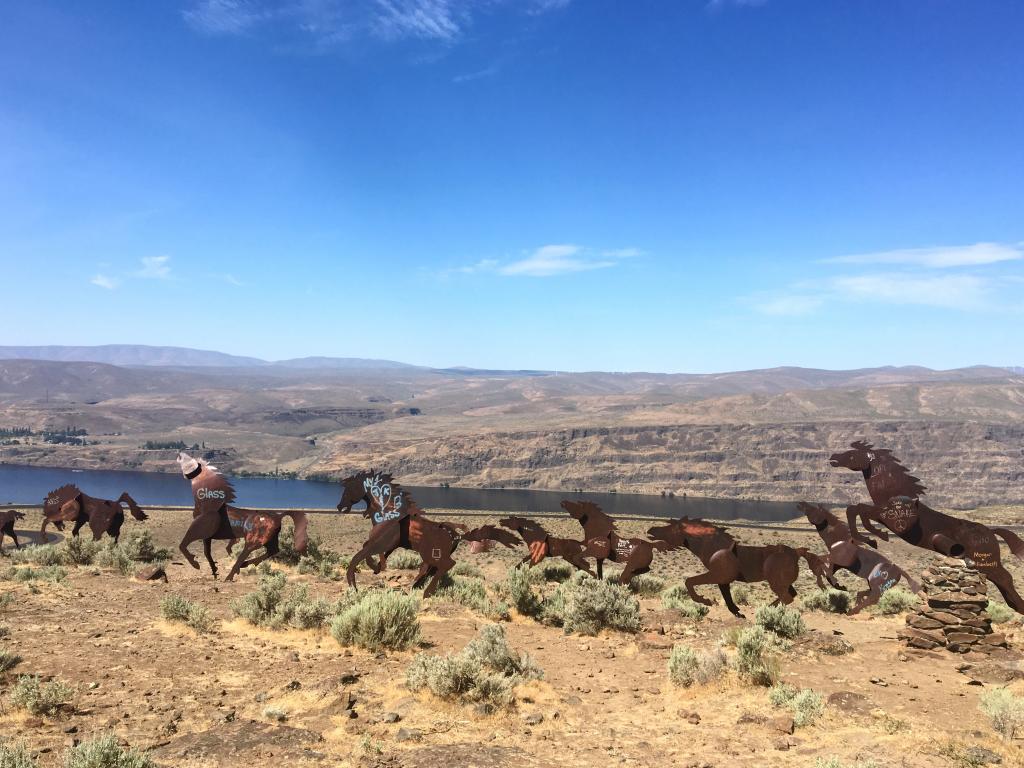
[899,557,1008,654]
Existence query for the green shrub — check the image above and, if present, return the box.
[330,590,421,651]
[544,573,641,635]
[538,562,573,583]
[61,537,100,566]
[0,593,12,612]
[388,550,423,570]
[755,604,805,639]
[432,576,509,620]
[874,588,918,615]
[734,626,778,686]
[451,562,483,578]
[231,573,339,630]
[801,588,851,614]
[986,600,1016,625]
[667,644,725,688]
[63,733,153,768]
[406,624,541,709]
[0,648,22,673]
[8,675,75,716]
[662,585,710,620]
[2,566,67,583]
[263,706,288,722]
[0,742,38,768]
[979,688,1024,740]
[10,544,64,566]
[160,595,213,634]
[118,531,170,564]
[769,685,824,727]
[731,583,753,605]
[628,574,665,597]
[499,565,543,617]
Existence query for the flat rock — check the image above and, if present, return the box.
[134,565,167,582]
[827,691,872,715]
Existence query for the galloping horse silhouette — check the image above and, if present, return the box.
[499,516,596,576]
[41,485,148,543]
[341,474,518,597]
[561,499,658,584]
[647,516,833,617]
[1,510,26,550]
[176,452,308,581]
[829,441,1024,614]
[799,501,922,614]
[337,470,475,573]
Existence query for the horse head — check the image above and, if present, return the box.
[337,470,374,513]
[499,516,535,535]
[647,518,687,549]
[798,501,835,533]
[829,440,874,472]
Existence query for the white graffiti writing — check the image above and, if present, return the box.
[365,474,403,525]
[197,488,226,501]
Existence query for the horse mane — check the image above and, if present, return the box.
[565,500,617,537]
[45,484,82,510]
[196,462,236,505]
[862,442,927,498]
[682,517,733,543]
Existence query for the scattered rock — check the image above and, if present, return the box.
[522,712,544,726]
[963,745,1002,765]
[134,565,167,582]
[768,715,794,735]
[382,712,401,723]
[396,728,422,742]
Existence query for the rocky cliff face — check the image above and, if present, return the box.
[318,420,1024,509]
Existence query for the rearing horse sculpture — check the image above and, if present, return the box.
[341,474,519,597]
[647,516,835,617]
[829,441,1024,614]
[561,499,658,584]
[176,452,308,581]
[799,501,922,614]
[40,485,147,543]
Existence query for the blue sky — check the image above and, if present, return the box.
[2,0,1022,372]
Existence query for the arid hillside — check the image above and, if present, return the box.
[1,357,1021,507]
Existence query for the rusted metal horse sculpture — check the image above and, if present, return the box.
[176,452,308,581]
[830,441,1024,613]
[647,517,834,617]
[40,485,147,543]
[1,510,26,550]
[561,499,658,583]
[799,501,922,614]
[342,475,518,597]
[499,516,596,576]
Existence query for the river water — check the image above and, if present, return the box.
[0,463,802,522]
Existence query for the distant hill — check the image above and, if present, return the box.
[0,345,418,370]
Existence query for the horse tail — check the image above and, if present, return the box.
[462,524,521,550]
[900,567,923,596]
[119,493,148,521]
[991,527,1024,560]
[285,511,308,553]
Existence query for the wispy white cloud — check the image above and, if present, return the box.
[182,0,570,46]
[754,295,823,316]
[136,255,172,280]
[823,241,1023,269]
[830,272,993,310]
[445,244,639,279]
[90,274,120,290]
[184,0,269,35]
[453,65,498,84]
[221,273,244,286]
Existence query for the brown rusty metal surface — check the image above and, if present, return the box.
[40,484,148,544]
[561,499,657,584]
[1,509,26,550]
[341,474,520,597]
[498,516,595,576]
[176,451,308,581]
[829,441,1024,613]
[646,516,828,618]
[798,501,922,614]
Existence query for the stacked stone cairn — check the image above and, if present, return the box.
[900,557,1008,654]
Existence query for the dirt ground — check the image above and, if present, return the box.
[3,505,1024,768]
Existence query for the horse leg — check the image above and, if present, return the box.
[71,516,87,539]
[412,563,436,590]
[566,553,597,577]
[848,585,878,616]
[846,504,879,548]
[179,515,220,571]
[981,565,1024,616]
[203,538,218,579]
[718,583,744,618]
[596,558,604,580]
[422,555,455,598]
[347,536,395,590]
[684,571,721,607]
[224,543,256,582]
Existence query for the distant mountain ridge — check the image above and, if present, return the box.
[0,345,417,370]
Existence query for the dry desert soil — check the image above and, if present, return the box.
[3,506,1024,768]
